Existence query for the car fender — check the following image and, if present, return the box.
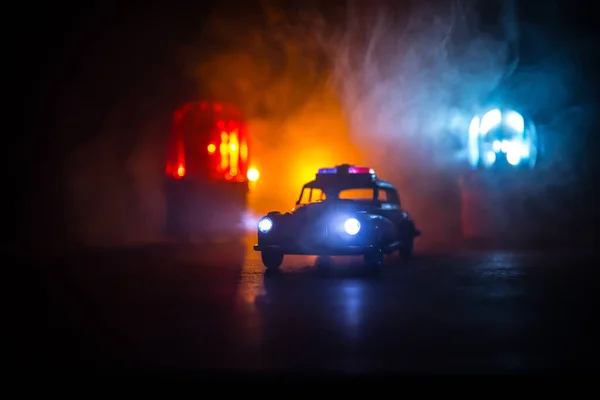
[398,211,421,238]
[362,213,396,245]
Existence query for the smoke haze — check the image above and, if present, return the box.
[24,0,594,252]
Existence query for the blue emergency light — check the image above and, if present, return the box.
[317,165,376,176]
[318,167,338,174]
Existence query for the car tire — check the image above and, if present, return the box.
[261,251,284,270]
[364,248,384,270]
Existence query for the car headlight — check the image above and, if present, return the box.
[343,218,361,235]
[258,217,273,233]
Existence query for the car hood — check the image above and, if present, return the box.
[291,200,367,220]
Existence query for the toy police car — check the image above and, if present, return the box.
[253,164,421,270]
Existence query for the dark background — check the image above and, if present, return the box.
[16,0,600,253]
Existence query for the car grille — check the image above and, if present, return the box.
[294,219,329,247]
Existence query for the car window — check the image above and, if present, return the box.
[339,188,375,201]
[377,189,388,202]
[311,188,326,202]
[299,188,311,204]
[385,189,401,205]
[299,188,326,204]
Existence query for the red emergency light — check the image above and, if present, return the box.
[166,101,249,181]
[317,165,376,176]
[348,166,375,174]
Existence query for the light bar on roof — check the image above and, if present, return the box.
[318,167,337,174]
[317,165,376,176]
[348,166,375,174]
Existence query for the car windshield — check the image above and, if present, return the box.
[297,187,327,204]
[297,186,375,205]
[338,188,375,201]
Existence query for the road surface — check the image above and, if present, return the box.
[22,238,599,374]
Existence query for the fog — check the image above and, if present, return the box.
[28,0,591,253]
[192,0,574,246]
[322,0,515,245]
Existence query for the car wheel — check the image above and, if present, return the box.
[261,251,284,270]
[364,248,384,269]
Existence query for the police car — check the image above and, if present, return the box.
[253,164,421,271]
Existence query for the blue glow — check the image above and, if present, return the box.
[506,150,521,166]
[340,282,363,335]
[467,108,538,170]
[318,167,337,174]
[467,116,480,168]
[492,140,502,152]
[343,218,361,235]
[480,108,501,135]
[483,151,496,166]
[504,110,524,133]
[500,139,512,153]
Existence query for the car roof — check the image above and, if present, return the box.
[303,178,397,191]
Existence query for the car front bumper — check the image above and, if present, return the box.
[253,244,381,256]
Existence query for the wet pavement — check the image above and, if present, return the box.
[23,238,599,374]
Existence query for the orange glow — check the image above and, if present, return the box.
[229,131,239,173]
[190,14,365,218]
[247,168,259,182]
[176,165,185,177]
[243,92,363,216]
[240,140,248,162]
[207,143,216,154]
[220,145,229,168]
[220,131,229,169]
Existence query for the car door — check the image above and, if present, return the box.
[377,187,410,240]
